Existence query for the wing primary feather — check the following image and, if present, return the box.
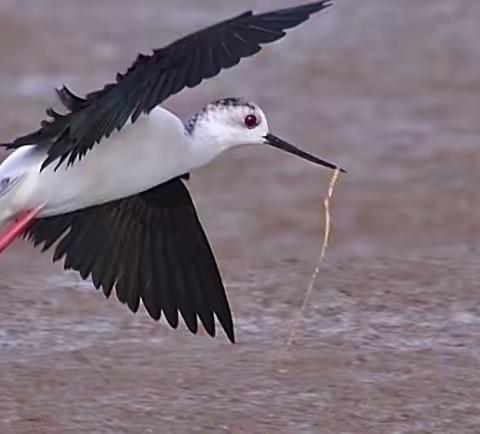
[102,206,131,297]
[166,209,198,336]
[181,214,216,338]
[140,210,162,321]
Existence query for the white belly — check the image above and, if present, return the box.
[0,107,193,218]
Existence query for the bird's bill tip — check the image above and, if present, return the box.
[263,133,345,173]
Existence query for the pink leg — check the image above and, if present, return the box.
[0,206,43,255]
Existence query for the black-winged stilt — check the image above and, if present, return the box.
[0,1,343,343]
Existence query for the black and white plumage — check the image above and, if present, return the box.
[25,178,234,342]
[0,1,342,343]
[4,1,333,170]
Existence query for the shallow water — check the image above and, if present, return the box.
[1,1,480,432]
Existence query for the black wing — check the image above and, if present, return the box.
[2,1,332,169]
[24,178,235,343]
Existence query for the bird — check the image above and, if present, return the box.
[0,1,343,343]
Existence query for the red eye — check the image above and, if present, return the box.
[244,114,258,129]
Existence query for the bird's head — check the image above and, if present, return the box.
[187,97,344,172]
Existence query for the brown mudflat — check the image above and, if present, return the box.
[1,1,480,433]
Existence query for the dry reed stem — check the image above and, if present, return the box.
[285,167,342,348]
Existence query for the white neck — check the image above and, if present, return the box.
[187,126,236,170]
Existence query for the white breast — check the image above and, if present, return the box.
[0,107,193,218]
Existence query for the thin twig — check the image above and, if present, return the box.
[285,168,342,348]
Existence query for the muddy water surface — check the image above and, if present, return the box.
[1,1,480,433]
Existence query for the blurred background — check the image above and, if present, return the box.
[1,1,480,432]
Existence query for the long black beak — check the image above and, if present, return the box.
[264,133,345,173]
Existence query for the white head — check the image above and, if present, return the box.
[186,97,344,172]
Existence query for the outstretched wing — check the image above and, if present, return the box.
[25,178,235,343]
[2,1,332,169]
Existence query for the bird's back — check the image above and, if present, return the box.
[0,107,193,218]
